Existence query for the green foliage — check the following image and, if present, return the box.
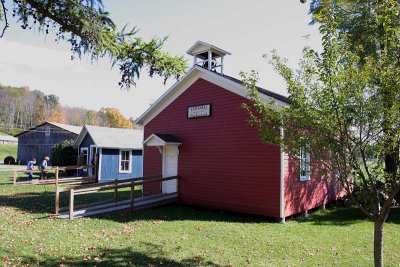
[243,2,400,265]
[0,0,187,88]
[85,110,97,126]
[244,0,400,219]
[51,139,77,167]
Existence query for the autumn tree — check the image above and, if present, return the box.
[243,1,400,266]
[48,106,66,123]
[97,107,132,129]
[0,0,187,88]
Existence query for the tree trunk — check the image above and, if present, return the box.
[374,220,384,267]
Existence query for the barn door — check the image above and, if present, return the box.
[162,145,179,194]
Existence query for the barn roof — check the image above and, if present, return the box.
[136,65,289,125]
[14,121,82,137]
[74,125,143,150]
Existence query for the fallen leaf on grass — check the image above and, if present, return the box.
[2,256,9,263]
[122,225,132,233]
[85,246,97,251]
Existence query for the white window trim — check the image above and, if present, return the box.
[299,146,311,181]
[119,149,132,174]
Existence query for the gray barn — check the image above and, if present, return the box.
[15,122,82,164]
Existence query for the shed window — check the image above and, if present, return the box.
[45,125,51,137]
[119,150,131,173]
[299,146,311,181]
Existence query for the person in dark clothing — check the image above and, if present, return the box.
[40,156,49,180]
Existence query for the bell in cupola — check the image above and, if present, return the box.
[186,41,231,75]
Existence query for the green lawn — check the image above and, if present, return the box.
[0,144,17,162]
[0,171,399,266]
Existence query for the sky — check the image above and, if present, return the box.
[0,1,321,119]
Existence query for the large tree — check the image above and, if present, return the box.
[243,1,400,266]
[0,0,187,88]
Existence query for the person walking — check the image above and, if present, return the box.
[40,156,50,180]
[26,158,36,182]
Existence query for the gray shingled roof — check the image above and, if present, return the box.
[14,121,82,137]
[49,122,82,135]
[83,125,143,149]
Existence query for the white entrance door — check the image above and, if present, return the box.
[162,145,179,194]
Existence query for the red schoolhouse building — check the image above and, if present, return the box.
[136,41,343,221]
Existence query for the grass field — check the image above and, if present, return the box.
[0,170,399,266]
[0,144,17,163]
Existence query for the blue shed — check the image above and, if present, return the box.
[73,125,143,182]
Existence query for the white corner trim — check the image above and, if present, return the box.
[98,148,102,181]
[279,127,285,219]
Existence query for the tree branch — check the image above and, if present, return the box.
[0,0,9,38]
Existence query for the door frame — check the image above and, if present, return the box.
[80,147,88,174]
[161,145,179,194]
[89,145,97,177]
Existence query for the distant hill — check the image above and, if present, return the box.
[0,83,138,135]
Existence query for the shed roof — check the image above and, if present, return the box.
[14,121,82,137]
[74,125,143,150]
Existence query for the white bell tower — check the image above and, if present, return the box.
[187,41,231,75]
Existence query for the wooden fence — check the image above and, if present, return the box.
[55,175,179,219]
[13,165,96,186]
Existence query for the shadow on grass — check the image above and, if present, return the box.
[2,188,399,225]
[0,190,269,223]
[0,190,142,215]
[5,243,224,267]
[294,205,400,226]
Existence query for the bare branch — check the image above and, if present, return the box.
[0,0,9,38]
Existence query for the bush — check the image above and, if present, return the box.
[3,156,15,164]
[51,140,77,169]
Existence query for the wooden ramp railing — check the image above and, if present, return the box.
[55,175,179,219]
[13,165,96,186]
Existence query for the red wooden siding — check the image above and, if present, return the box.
[143,78,281,217]
[283,155,345,217]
